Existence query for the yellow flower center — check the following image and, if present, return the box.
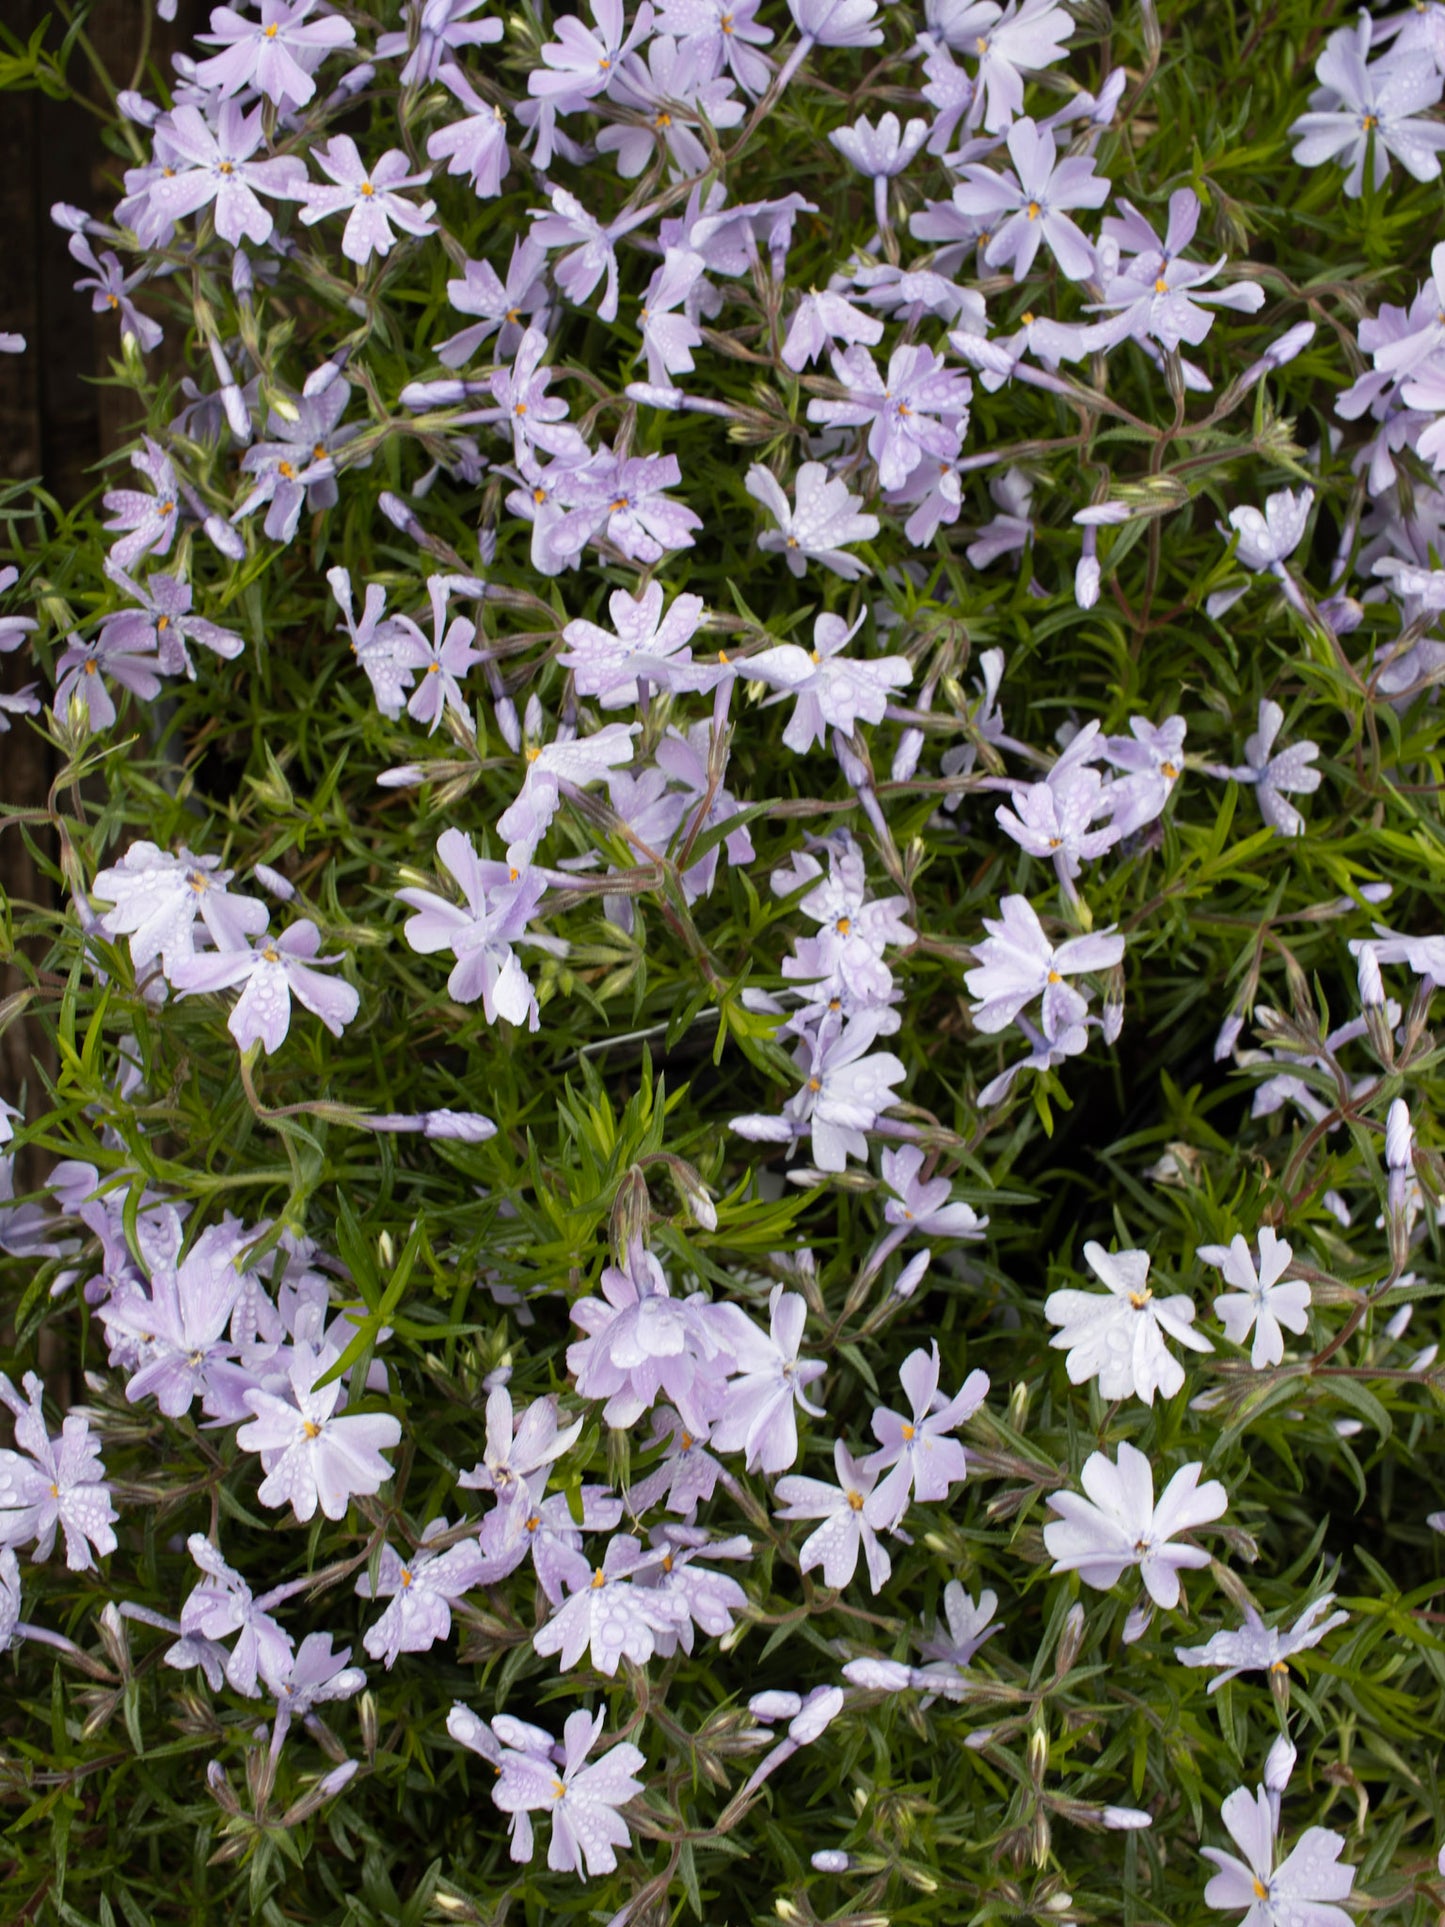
[590,1567,607,1588]
[360,181,375,197]
[1154,276,1169,294]
[1128,1290,1152,1310]
[303,1419,322,1439]
[1046,968,1063,984]
[264,21,279,35]
[400,1566,413,1588]
[1252,1880,1269,1901]
[1160,760,1178,779]
[901,1422,915,1441]
[1027,201,1041,220]
[846,1489,864,1511]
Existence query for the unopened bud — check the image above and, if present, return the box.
[358,1690,378,1766]
[1264,1735,1296,1794]
[205,1760,241,1815]
[610,1165,653,1264]
[1054,1603,1086,1678]
[1027,1721,1049,1787]
[1008,1380,1030,1432]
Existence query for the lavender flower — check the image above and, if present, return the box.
[530,187,659,325]
[427,65,511,197]
[1177,1595,1348,1689]
[0,1372,118,1571]
[92,842,268,974]
[195,0,356,110]
[356,1522,492,1667]
[1230,700,1322,838]
[1197,1228,1309,1369]
[1045,1242,1212,1406]
[233,380,360,545]
[861,1344,989,1530]
[739,611,911,752]
[439,238,550,366]
[177,1534,302,1696]
[491,1707,646,1879]
[935,0,1073,131]
[709,1286,825,1472]
[398,828,547,1028]
[533,1532,682,1673]
[774,1439,892,1593]
[1085,191,1265,356]
[264,1633,366,1750]
[69,233,163,352]
[1043,1440,1227,1608]
[146,103,308,249]
[299,139,437,265]
[167,921,359,1054]
[745,462,880,579]
[236,1341,402,1522]
[780,288,884,372]
[559,580,706,707]
[953,117,1109,281]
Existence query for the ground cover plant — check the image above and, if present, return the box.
[6,0,1445,1920]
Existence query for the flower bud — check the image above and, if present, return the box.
[811,1850,851,1873]
[1264,1735,1297,1793]
[1054,1603,1086,1679]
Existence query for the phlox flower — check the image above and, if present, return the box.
[1228,489,1314,573]
[1231,701,1322,839]
[642,1525,752,1655]
[1044,1440,1227,1609]
[917,1583,1001,1681]
[378,0,503,85]
[964,893,1124,1039]
[529,187,659,325]
[731,1009,908,1173]
[774,1439,892,1593]
[145,102,308,250]
[656,0,773,91]
[1289,15,1445,199]
[233,380,361,546]
[92,841,268,975]
[428,65,511,197]
[559,581,706,707]
[496,1486,621,1604]
[1045,1242,1212,1406]
[1198,1227,1310,1369]
[167,920,359,1055]
[263,1633,366,1751]
[53,627,164,730]
[861,1343,989,1530]
[491,1706,646,1879]
[741,1686,845,1794]
[398,828,547,1028]
[195,0,355,110]
[595,34,745,180]
[99,566,243,680]
[328,569,419,719]
[807,343,971,490]
[1202,1784,1354,1927]
[356,1521,493,1667]
[68,233,163,352]
[708,1286,825,1473]
[924,0,1072,131]
[529,0,657,103]
[102,437,181,572]
[532,1532,683,1673]
[459,1387,583,1509]
[566,1243,738,1435]
[785,0,883,52]
[299,138,437,265]
[739,611,911,752]
[995,759,1121,886]
[625,1408,727,1516]
[495,701,639,867]
[953,116,1109,281]
[831,112,930,227]
[745,462,880,579]
[384,575,486,734]
[1102,715,1187,836]
[1177,1594,1348,1689]
[0,1372,118,1572]
[236,1341,402,1522]
[98,1220,252,1420]
[0,565,36,654]
[780,288,884,373]
[1085,190,1265,356]
[177,1533,304,1696]
[439,238,550,366]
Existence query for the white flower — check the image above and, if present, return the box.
[1177,1594,1348,1690]
[532,1533,683,1674]
[1202,1784,1354,1927]
[1231,701,1321,839]
[1043,1439,1227,1608]
[1045,1242,1212,1406]
[1198,1228,1310,1369]
[490,1707,646,1880]
[774,1439,891,1593]
[1228,488,1313,571]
